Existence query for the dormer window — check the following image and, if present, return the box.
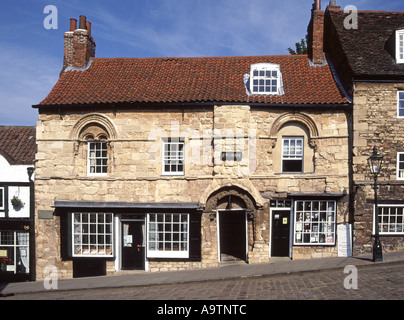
[249,63,284,95]
[396,30,404,64]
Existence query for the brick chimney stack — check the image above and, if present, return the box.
[63,15,95,72]
[307,0,325,65]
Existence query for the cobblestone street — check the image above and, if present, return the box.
[2,262,403,300]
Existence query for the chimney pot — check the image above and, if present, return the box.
[315,0,321,10]
[70,18,77,31]
[86,21,91,36]
[79,15,87,30]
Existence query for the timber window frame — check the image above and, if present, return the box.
[87,141,108,176]
[250,63,283,95]
[72,212,114,257]
[396,30,404,64]
[282,136,304,173]
[162,138,185,176]
[397,152,404,180]
[147,213,189,258]
[398,91,404,118]
[293,200,336,246]
[0,231,30,274]
[374,205,404,235]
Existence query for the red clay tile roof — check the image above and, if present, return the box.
[37,54,349,107]
[0,126,36,165]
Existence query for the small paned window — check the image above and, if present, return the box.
[162,139,184,175]
[0,231,30,274]
[398,91,404,118]
[397,152,404,180]
[397,30,404,63]
[72,212,114,257]
[88,142,108,175]
[282,137,303,173]
[249,63,283,95]
[147,213,189,258]
[294,200,336,245]
[375,206,404,235]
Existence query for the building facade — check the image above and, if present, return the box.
[324,5,404,254]
[0,126,36,282]
[33,6,353,279]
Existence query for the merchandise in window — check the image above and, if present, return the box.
[294,200,336,245]
[72,212,114,257]
[147,213,189,258]
[0,231,30,274]
[282,137,304,173]
[162,139,184,175]
[376,205,404,235]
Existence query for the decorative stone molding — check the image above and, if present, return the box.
[205,186,258,219]
[270,112,319,139]
[70,114,118,141]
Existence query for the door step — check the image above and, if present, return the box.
[220,254,247,265]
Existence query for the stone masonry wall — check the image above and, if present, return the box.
[35,105,350,278]
[352,82,404,254]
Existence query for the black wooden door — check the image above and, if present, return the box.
[122,221,145,270]
[271,210,290,257]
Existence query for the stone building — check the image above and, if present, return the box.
[323,4,404,254]
[33,5,351,279]
[0,126,36,282]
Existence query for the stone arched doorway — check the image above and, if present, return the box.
[205,186,257,262]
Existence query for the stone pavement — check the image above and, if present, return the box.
[1,251,404,296]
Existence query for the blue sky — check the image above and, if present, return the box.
[0,0,403,126]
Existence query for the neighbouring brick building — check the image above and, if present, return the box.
[32,3,354,279]
[323,4,404,254]
[0,126,36,282]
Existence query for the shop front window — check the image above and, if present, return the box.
[72,212,114,257]
[294,200,336,245]
[0,231,29,274]
[147,213,189,258]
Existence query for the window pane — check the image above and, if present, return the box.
[147,213,189,258]
[294,201,336,245]
[283,160,302,172]
[72,213,113,257]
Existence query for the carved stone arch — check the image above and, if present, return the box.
[270,112,319,139]
[70,114,117,141]
[205,186,258,219]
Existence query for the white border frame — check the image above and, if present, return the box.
[373,204,404,235]
[396,30,404,64]
[146,213,190,259]
[161,138,185,176]
[71,212,114,258]
[397,152,404,180]
[293,200,337,246]
[249,63,282,96]
[281,136,304,173]
[87,141,108,177]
